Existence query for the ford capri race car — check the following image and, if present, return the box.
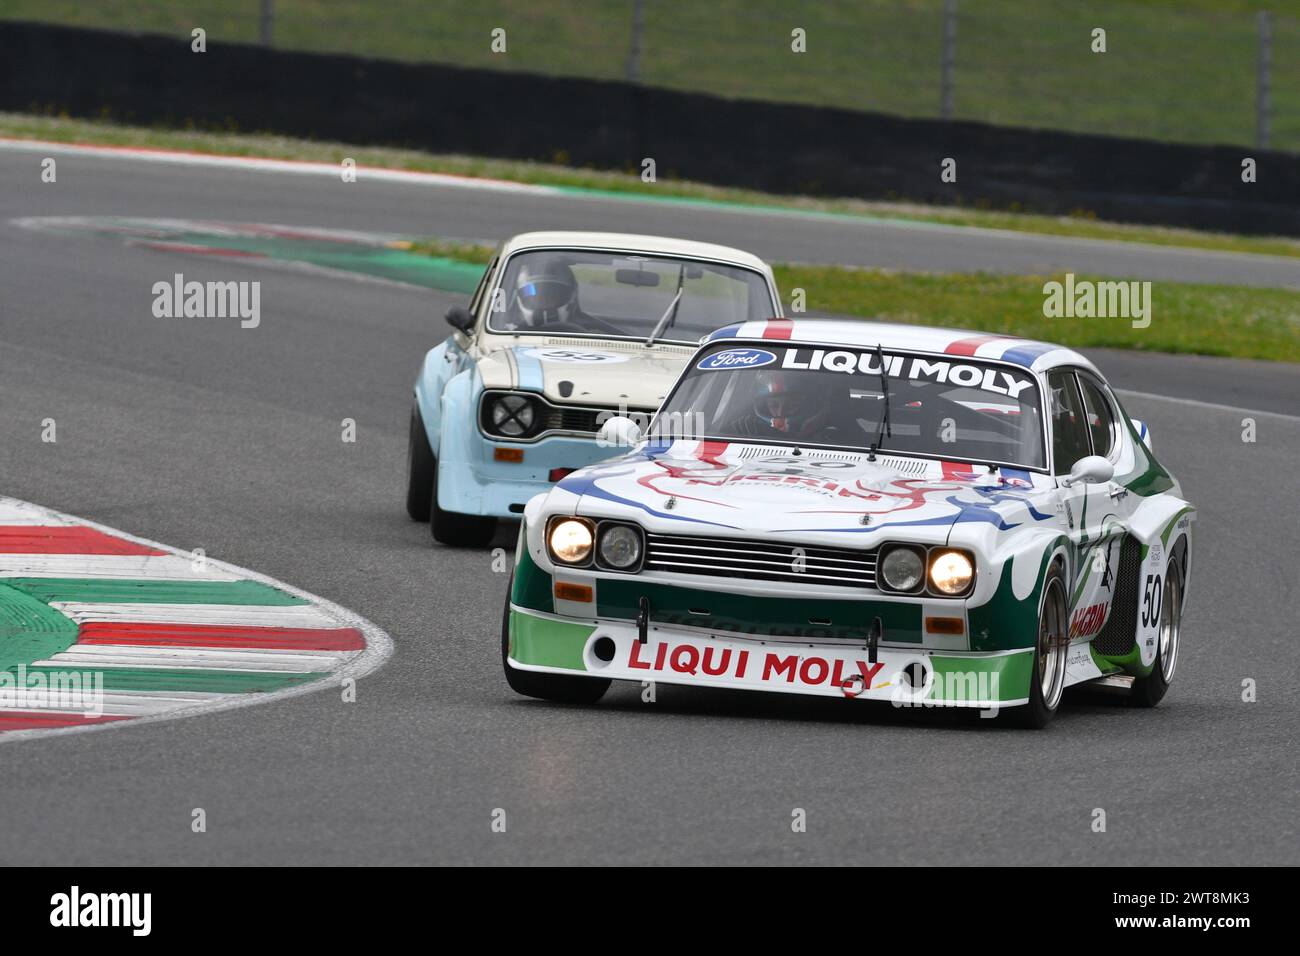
[503,318,1194,727]
[407,232,782,546]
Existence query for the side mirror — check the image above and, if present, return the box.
[445,305,475,334]
[1130,418,1152,451]
[1060,455,1114,488]
[597,415,642,449]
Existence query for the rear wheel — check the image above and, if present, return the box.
[1132,559,1183,707]
[430,456,497,547]
[405,403,435,522]
[1010,565,1068,728]
[501,577,610,704]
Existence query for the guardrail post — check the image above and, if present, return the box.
[626,0,644,83]
[940,0,957,120]
[260,0,274,47]
[1256,10,1272,149]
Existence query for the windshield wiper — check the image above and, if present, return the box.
[867,342,892,462]
[645,263,686,346]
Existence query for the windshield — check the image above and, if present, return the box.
[487,249,774,342]
[655,343,1047,469]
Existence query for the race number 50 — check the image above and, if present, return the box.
[1141,573,1163,627]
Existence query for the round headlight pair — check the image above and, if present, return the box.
[547,519,642,570]
[490,394,536,438]
[879,546,974,596]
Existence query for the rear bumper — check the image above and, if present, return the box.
[507,605,1033,708]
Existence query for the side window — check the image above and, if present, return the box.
[1077,373,1118,458]
[469,256,498,320]
[1047,370,1091,475]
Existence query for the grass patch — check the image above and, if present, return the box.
[402,238,1300,362]
[775,265,1300,363]
[6,113,1300,261]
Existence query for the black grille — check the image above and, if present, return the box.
[645,533,877,588]
[542,405,653,435]
[1093,534,1141,655]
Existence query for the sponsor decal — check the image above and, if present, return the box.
[778,347,1035,399]
[696,347,778,371]
[627,639,885,692]
[1069,601,1110,639]
[521,347,628,364]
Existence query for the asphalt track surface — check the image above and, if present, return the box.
[0,147,1297,865]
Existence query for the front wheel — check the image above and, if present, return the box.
[406,403,435,522]
[431,455,497,547]
[1009,565,1068,729]
[1132,560,1183,707]
[501,578,610,705]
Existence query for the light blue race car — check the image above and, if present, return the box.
[406,231,782,545]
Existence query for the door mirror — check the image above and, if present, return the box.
[1130,418,1152,451]
[597,415,642,449]
[445,305,475,334]
[1060,455,1115,488]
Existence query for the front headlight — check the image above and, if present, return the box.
[879,545,925,592]
[929,550,975,595]
[548,517,594,565]
[489,394,537,438]
[597,524,643,570]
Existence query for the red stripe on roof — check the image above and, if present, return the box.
[76,622,365,651]
[0,712,130,731]
[0,525,165,555]
[944,335,1000,357]
[941,461,969,479]
[762,319,795,340]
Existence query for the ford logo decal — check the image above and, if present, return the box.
[696,348,778,371]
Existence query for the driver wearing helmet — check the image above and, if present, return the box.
[727,369,833,440]
[508,257,591,329]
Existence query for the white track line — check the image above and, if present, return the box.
[1115,388,1300,422]
[0,137,557,194]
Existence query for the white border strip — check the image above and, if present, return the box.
[1115,388,1300,422]
[0,496,393,745]
[0,137,559,195]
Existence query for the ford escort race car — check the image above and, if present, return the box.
[502,317,1195,727]
[407,232,782,545]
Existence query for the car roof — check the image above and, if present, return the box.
[499,231,773,276]
[704,317,1101,375]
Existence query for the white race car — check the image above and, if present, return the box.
[407,232,781,545]
[502,317,1194,727]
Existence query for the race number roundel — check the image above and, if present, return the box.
[521,347,629,364]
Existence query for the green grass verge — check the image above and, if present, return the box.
[6,113,1300,261]
[411,239,1299,362]
[4,1,1298,151]
[774,264,1300,363]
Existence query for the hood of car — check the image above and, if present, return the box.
[555,441,1057,543]
[476,339,696,409]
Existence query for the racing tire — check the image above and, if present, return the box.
[406,403,435,522]
[1008,564,1069,729]
[1132,558,1183,708]
[430,456,497,547]
[501,577,610,705]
